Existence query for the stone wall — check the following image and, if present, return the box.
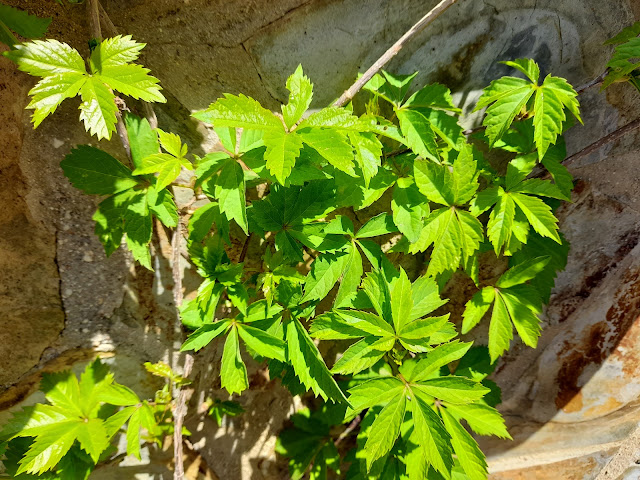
[1,0,640,478]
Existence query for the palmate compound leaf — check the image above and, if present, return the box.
[5,35,165,139]
[462,256,550,361]
[181,303,285,395]
[475,58,580,159]
[0,359,141,475]
[133,128,193,190]
[409,144,484,276]
[310,269,454,375]
[408,206,483,278]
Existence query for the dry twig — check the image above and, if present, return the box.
[333,0,458,107]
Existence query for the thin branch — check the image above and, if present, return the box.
[92,4,193,478]
[98,2,118,39]
[238,234,252,263]
[171,222,194,480]
[335,415,361,446]
[87,0,101,40]
[563,117,640,169]
[333,0,458,107]
[576,70,608,95]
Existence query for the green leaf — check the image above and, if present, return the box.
[181,320,231,352]
[6,36,164,138]
[124,113,160,169]
[356,213,398,239]
[414,145,478,206]
[98,63,164,103]
[440,408,488,480]
[188,202,226,242]
[347,377,405,412]
[299,128,355,175]
[445,403,511,439]
[220,327,249,395]
[349,132,382,186]
[147,185,178,228]
[410,207,483,277]
[309,311,368,340]
[500,288,542,348]
[397,109,439,162]
[17,422,80,475]
[361,269,393,322]
[5,39,85,77]
[541,142,572,200]
[215,159,248,234]
[334,242,364,308]
[90,35,145,69]
[125,408,142,460]
[0,4,51,42]
[390,268,413,332]
[237,324,286,361]
[392,177,429,243]
[75,419,108,463]
[410,389,453,477]
[511,192,560,242]
[331,336,394,375]
[78,77,118,140]
[264,129,304,184]
[501,58,540,83]
[301,251,350,303]
[193,93,282,130]
[23,72,87,127]
[486,188,516,254]
[496,256,551,288]
[476,76,534,147]
[286,316,349,404]
[123,191,153,269]
[533,76,580,158]
[133,155,182,192]
[415,377,489,405]
[133,131,190,189]
[282,65,313,129]
[364,392,406,471]
[461,287,495,334]
[404,83,460,111]
[488,293,513,362]
[398,314,451,343]
[407,341,472,383]
[364,71,417,105]
[410,275,447,321]
[60,145,137,195]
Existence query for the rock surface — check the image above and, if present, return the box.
[1,0,640,478]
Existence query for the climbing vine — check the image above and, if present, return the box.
[1,1,638,479]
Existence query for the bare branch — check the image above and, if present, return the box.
[576,70,608,95]
[563,117,640,169]
[87,0,101,40]
[333,0,458,107]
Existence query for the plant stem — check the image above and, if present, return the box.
[335,414,361,446]
[563,117,640,169]
[90,3,193,478]
[332,0,458,107]
[87,0,101,40]
[575,70,608,94]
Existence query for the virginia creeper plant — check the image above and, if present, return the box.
[2,2,639,478]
